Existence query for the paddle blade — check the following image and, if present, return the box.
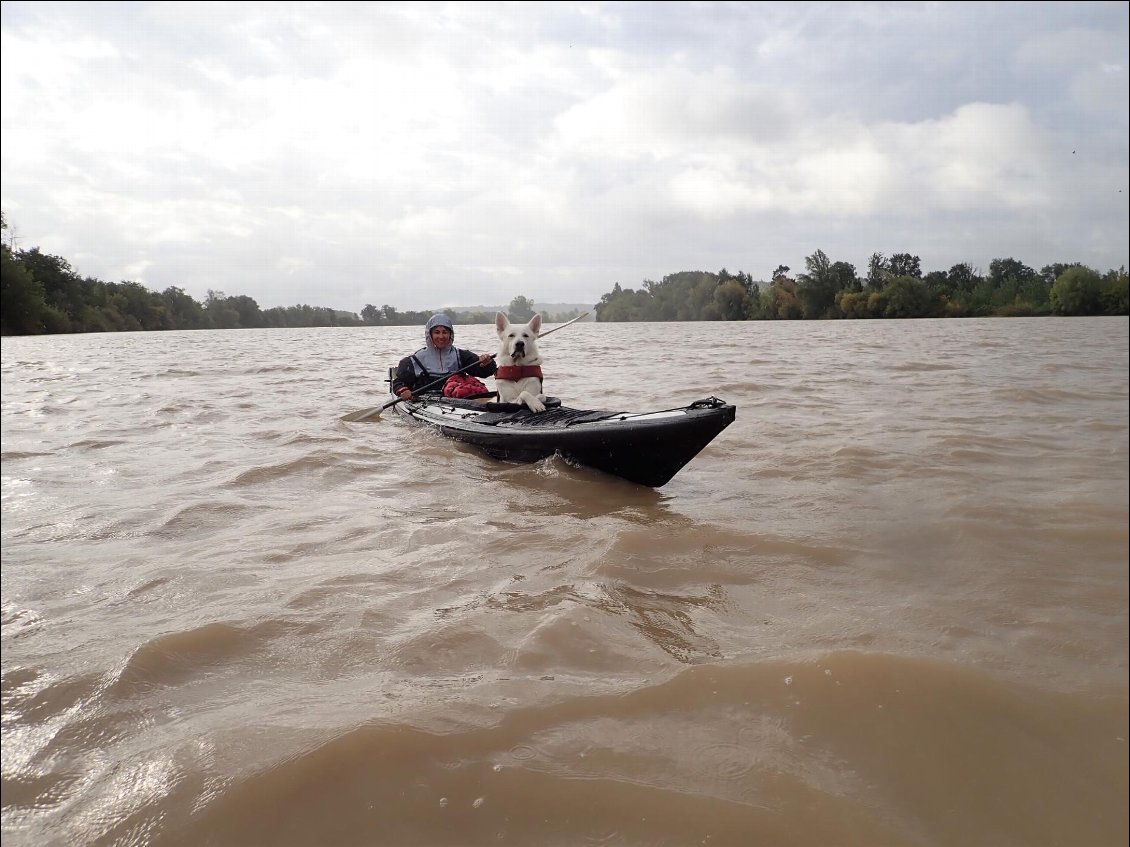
[340,406,384,422]
[341,395,403,422]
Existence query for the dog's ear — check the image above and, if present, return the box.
[495,312,509,333]
[529,313,541,335]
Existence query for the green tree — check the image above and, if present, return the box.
[988,257,1046,314]
[595,283,655,321]
[743,281,765,319]
[836,289,876,319]
[1,244,46,334]
[762,276,802,319]
[227,294,264,328]
[883,276,939,318]
[687,273,721,319]
[361,303,403,325]
[507,295,536,321]
[1040,263,1079,288]
[866,253,888,289]
[796,249,842,319]
[112,280,170,330]
[162,286,210,329]
[947,263,979,294]
[1050,266,1103,315]
[832,261,860,293]
[713,279,749,320]
[18,248,85,317]
[1100,267,1129,315]
[205,290,241,328]
[889,253,921,278]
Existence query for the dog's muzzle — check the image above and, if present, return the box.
[512,341,525,359]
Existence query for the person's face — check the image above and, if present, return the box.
[430,326,453,349]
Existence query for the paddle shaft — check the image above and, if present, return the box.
[538,310,590,338]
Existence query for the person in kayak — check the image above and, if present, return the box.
[391,313,497,400]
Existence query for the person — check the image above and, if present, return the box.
[391,314,496,400]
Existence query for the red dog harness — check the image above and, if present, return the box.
[495,365,543,382]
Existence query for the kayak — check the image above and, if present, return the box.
[391,393,736,487]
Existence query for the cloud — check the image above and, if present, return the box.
[1,2,1126,312]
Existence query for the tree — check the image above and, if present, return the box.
[1100,267,1129,315]
[889,253,921,278]
[831,261,860,293]
[947,263,979,294]
[595,283,624,321]
[227,294,264,328]
[796,249,844,319]
[162,286,210,329]
[507,295,536,321]
[989,258,1037,287]
[836,289,875,319]
[744,281,765,319]
[17,248,84,316]
[687,273,720,319]
[1040,262,1079,288]
[205,290,241,328]
[989,257,1045,314]
[1050,266,1102,315]
[1,245,46,334]
[928,263,981,316]
[712,279,749,320]
[883,276,938,318]
[866,253,888,289]
[112,280,169,330]
[762,277,802,319]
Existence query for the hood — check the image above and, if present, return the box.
[424,314,454,349]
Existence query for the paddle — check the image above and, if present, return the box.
[341,311,589,422]
[538,310,590,338]
[340,354,497,422]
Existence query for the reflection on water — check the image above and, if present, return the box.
[2,318,1127,846]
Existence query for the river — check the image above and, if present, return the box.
[2,317,1127,846]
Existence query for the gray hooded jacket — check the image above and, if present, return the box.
[391,314,497,395]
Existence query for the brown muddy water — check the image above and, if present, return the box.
[2,317,1127,847]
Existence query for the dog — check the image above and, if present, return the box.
[494,312,546,412]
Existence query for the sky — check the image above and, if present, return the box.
[2,2,1127,314]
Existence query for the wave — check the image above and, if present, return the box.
[6,651,1108,847]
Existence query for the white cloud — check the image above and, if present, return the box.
[1,1,1126,311]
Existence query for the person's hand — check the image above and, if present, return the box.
[397,388,412,400]
[478,353,494,366]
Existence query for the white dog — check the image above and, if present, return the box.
[494,312,546,412]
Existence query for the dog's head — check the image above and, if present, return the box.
[495,312,542,363]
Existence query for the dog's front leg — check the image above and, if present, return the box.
[519,391,547,413]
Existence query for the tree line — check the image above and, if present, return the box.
[2,212,1125,336]
[594,252,1128,321]
[0,216,580,335]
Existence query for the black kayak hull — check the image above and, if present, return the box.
[392,395,736,487]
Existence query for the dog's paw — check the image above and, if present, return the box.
[522,393,547,413]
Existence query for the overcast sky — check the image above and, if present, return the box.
[2,2,1127,313]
